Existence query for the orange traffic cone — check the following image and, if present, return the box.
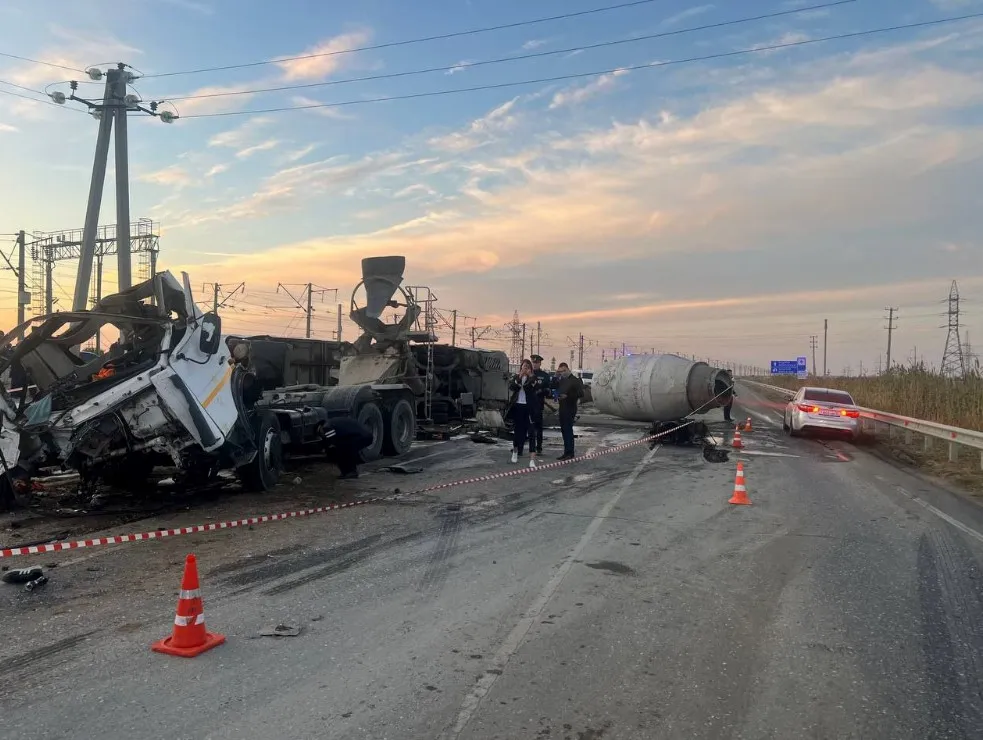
[743,417,753,432]
[732,427,743,449]
[152,554,226,658]
[728,462,751,505]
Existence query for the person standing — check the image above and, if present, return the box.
[508,359,541,467]
[529,354,551,459]
[554,362,584,460]
[722,384,737,423]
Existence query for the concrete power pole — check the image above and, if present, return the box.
[337,303,343,342]
[213,282,220,313]
[16,231,27,339]
[451,309,457,347]
[823,319,828,376]
[578,333,585,371]
[884,307,897,372]
[521,323,527,359]
[57,64,175,311]
[537,321,542,355]
[809,335,818,377]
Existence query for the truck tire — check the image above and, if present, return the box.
[383,397,415,456]
[239,411,284,491]
[356,401,385,463]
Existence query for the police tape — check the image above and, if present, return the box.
[0,420,694,559]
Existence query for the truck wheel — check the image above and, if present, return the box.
[356,401,385,463]
[239,411,283,491]
[383,398,415,456]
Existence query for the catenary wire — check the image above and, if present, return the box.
[143,0,671,79]
[0,86,85,112]
[177,13,983,119]
[162,1,855,103]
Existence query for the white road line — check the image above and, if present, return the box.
[739,450,801,459]
[745,408,782,429]
[442,444,660,739]
[896,486,983,545]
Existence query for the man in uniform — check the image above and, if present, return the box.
[322,416,374,480]
[529,354,551,459]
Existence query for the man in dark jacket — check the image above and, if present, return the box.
[529,354,551,457]
[322,416,374,479]
[554,362,584,460]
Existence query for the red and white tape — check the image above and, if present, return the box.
[0,422,692,559]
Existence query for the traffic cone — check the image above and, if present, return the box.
[732,427,743,449]
[728,462,751,505]
[152,554,226,658]
[744,417,753,432]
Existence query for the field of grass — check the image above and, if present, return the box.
[749,368,983,432]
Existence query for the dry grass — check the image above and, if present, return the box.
[749,368,983,496]
[751,368,983,431]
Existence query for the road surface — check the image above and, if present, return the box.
[2,381,982,739]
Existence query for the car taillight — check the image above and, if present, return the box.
[841,409,859,418]
[796,403,819,413]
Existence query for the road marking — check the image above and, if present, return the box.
[739,450,801,459]
[442,445,660,739]
[896,486,983,545]
[745,408,782,429]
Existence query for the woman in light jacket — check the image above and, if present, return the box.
[508,358,542,467]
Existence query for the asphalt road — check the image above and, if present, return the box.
[2,382,983,739]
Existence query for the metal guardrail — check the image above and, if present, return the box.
[739,378,983,468]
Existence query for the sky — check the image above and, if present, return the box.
[1,0,982,374]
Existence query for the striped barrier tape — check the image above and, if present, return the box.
[0,420,695,559]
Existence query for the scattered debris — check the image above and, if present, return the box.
[646,420,730,463]
[470,432,498,444]
[2,566,43,584]
[260,623,302,637]
[292,477,303,485]
[382,464,424,475]
[24,575,48,592]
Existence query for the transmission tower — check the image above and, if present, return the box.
[506,311,523,370]
[940,280,966,378]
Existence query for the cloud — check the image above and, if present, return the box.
[274,30,372,81]
[282,144,319,163]
[138,164,194,188]
[236,139,280,159]
[549,69,630,109]
[208,116,273,148]
[661,4,714,27]
[2,27,142,89]
[289,95,355,119]
[166,82,259,116]
[394,183,438,199]
[428,97,522,152]
[445,60,473,75]
[522,39,550,50]
[205,164,229,177]
[0,122,17,133]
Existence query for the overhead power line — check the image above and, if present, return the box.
[176,13,983,119]
[0,50,84,74]
[142,0,669,79]
[162,1,853,103]
[0,85,85,112]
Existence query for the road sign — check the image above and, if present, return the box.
[771,360,799,375]
[796,356,808,379]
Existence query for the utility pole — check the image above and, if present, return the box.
[823,319,828,376]
[941,280,966,377]
[521,323,527,359]
[1,231,31,340]
[537,321,542,355]
[212,282,220,312]
[277,282,337,339]
[52,64,176,310]
[579,334,585,371]
[809,335,818,377]
[884,307,897,372]
[205,281,245,314]
[337,303,343,342]
[451,309,458,347]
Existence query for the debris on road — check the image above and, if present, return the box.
[2,565,43,584]
[259,623,303,637]
[24,574,48,592]
[382,464,424,475]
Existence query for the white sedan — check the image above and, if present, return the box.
[783,386,861,441]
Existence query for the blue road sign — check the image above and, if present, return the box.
[771,360,800,375]
[796,356,808,379]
